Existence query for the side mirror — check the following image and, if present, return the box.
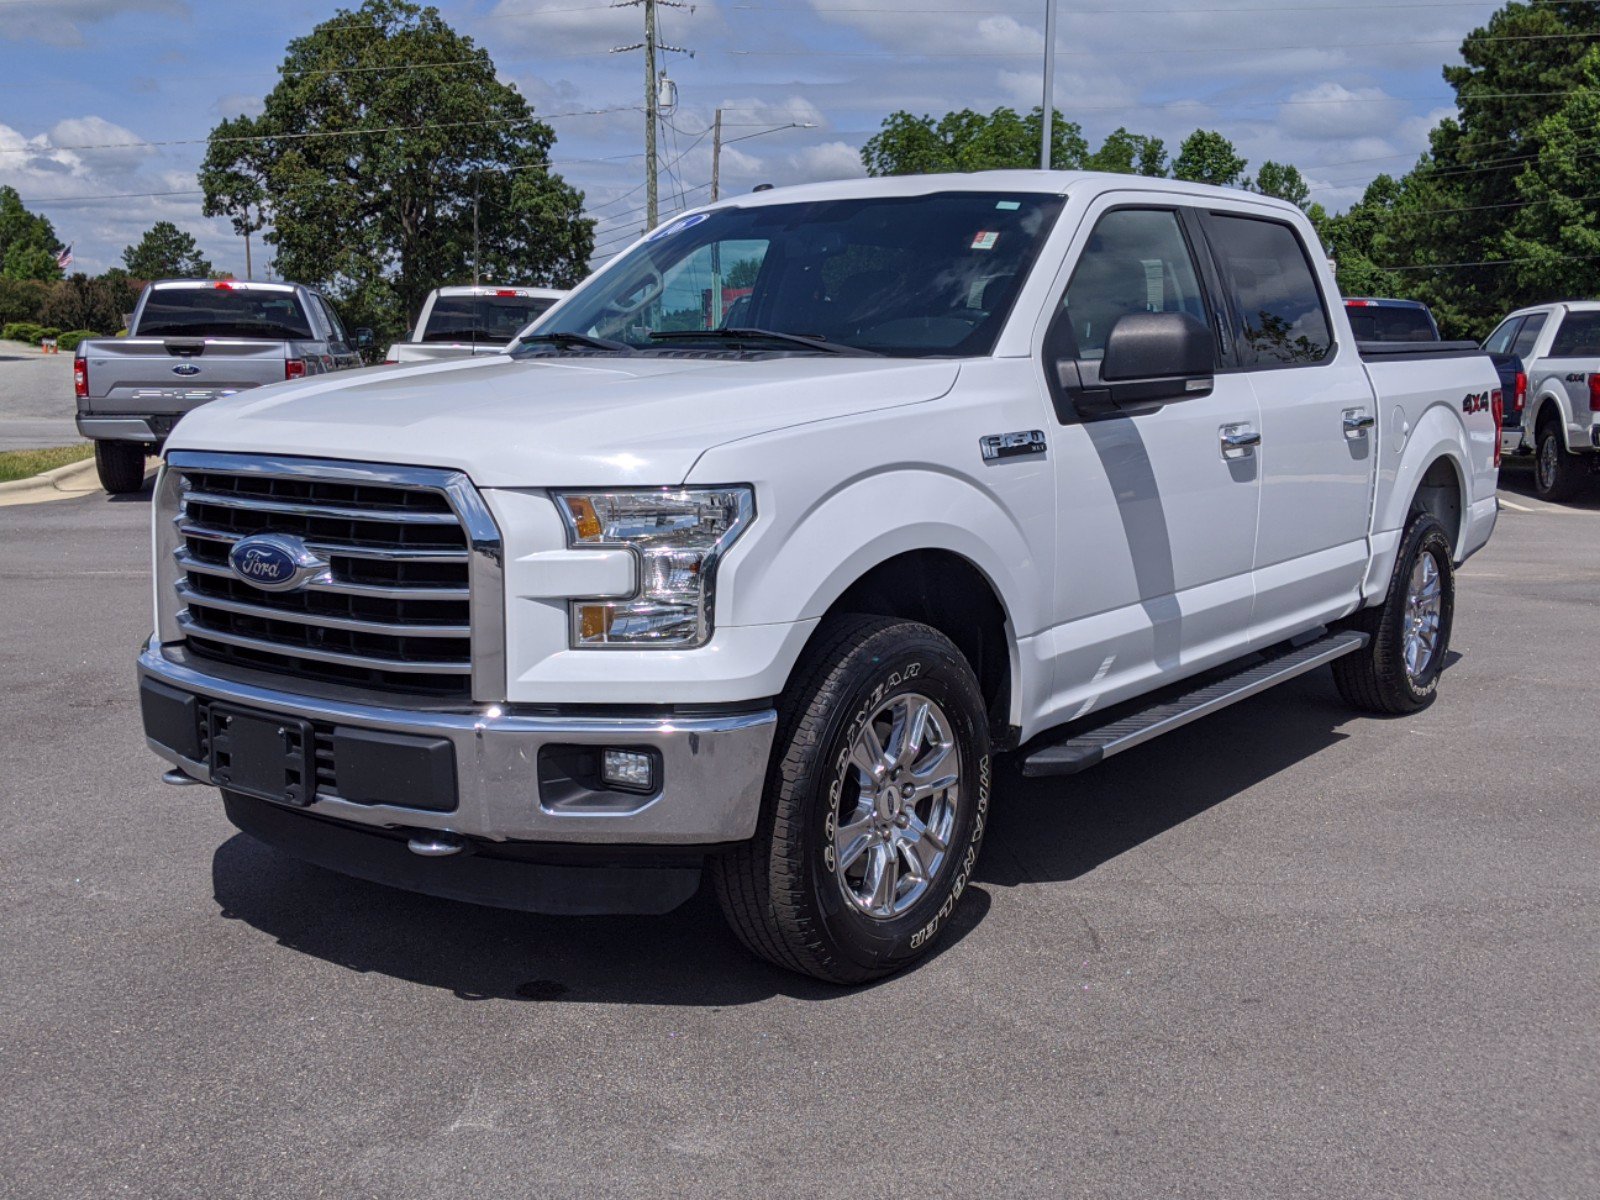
[355,327,375,349]
[1100,312,1213,383]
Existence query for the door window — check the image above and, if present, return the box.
[1057,208,1211,361]
[1549,311,1600,356]
[1511,313,1546,359]
[1206,214,1332,366]
[1483,317,1523,355]
[316,296,348,346]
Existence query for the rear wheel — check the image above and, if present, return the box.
[1333,511,1454,715]
[94,441,147,495]
[711,615,991,984]
[1533,421,1581,502]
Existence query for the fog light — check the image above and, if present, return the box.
[601,748,658,793]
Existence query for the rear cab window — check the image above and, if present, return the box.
[137,286,314,340]
[1345,304,1436,342]
[1203,212,1333,367]
[423,294,559,343]
[1548,311,1600,357]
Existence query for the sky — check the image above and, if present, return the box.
[0,0,1510,279]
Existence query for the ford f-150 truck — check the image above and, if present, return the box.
[138,173,1500,983]
[383,285,567,364]
[75,280,372,494]
[1483,301,1600,500]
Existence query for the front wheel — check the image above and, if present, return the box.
[1332,512,1455,715]
[711,615,991,984]
[1533,424,1582,502]
[93,441,147,495]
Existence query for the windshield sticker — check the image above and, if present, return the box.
[646,212,710,241]
[971,231,999,251]
[995,200,1021,210]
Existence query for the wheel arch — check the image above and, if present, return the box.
[1529,387,1573,450]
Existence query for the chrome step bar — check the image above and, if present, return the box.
[1021,630,1370,777]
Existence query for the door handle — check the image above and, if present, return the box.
[1220,425,1261,459]
[1343,410,1376,438]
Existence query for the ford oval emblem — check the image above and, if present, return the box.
[172,363,201,376]
[227,534,327,592]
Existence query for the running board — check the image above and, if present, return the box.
[1021,630,1370,777]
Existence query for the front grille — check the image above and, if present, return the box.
[168,458,488,699]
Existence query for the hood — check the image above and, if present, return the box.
[167,353,960,487]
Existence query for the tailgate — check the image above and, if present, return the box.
[80,338,288,416]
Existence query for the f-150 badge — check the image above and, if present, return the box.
[980,430,1047,463]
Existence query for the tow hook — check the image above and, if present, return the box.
[407,833,467,857]
[161,768,204,787]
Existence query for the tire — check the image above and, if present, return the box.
[1332,512,1455,715]
[1533,421,1581,502]
[94,440,147,495]
[711,615,992,984]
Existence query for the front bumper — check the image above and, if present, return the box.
[138,637,777,845]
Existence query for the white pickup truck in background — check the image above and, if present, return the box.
[138,172,1499,983]
[1484,300,1600,499]
[383,285,567,364]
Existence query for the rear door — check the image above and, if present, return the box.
[1038,200,1261,719]
[1197,208,1376,643]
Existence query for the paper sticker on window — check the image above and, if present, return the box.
[971,231,999,251]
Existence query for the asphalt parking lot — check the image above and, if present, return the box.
[0,340,76,451]
[2,465,1596,1199]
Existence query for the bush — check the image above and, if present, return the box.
[0,278,49,326]
[2,321,45,344]
[55,330,102,352]
[38,326,61,341]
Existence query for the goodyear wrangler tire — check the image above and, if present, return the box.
[711,615,991,984]
[1332,511,1455,715]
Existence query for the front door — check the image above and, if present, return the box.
[1038,201,1262,725]
[1196,210,1376,642]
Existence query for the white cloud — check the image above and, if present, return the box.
[1,0,186,45]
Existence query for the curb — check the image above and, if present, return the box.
[0,455,104,505]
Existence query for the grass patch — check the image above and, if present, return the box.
[0,444,95,484]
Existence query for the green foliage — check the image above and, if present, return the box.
[861,107,1089,175]
[122,221,213,279]
[723,257,762,289]
[0,277,50,326]
[1085,127,1168,177]
[41,272,141,333]
[55,330,102,352]
[200,0,594,340]
[1173,130,1248,188]
[1252,161,1311,209]
[0,187,62,282]
[2,321,46,344]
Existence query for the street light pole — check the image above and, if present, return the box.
[1040,0,1057,170]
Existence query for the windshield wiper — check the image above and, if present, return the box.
[646,328,881,356]
[514,331,634,354]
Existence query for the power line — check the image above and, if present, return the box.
[1382,251,1600,272]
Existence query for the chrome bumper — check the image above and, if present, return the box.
[77,416,160,442]
[139,638,777,845]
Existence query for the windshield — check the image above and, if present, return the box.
[529,191,1065,358]
[137,289,314,340]
[1346,304,1437,342]
[422,294,557,343]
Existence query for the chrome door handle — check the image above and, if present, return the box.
[1220,425,1261,459]
[1343,410,1376,438]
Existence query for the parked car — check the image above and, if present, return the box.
[74,280,372,494]
[384,285,567,364]
[137,173,1500,983]
[1343,296,1441,342]
[1483,301,1600,499]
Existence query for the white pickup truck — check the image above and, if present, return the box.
[383,285,567,364]
[138,172,1500,983]
[1483,300,1600,499]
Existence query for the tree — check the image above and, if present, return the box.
[122,221,213,279]
[1313,174,1406,299]
[1086,127,1168,177]
[1252,161,1310,209]
[39,273,136,332]
[1172,130,1248,188]
[198,0,593,338]
[862,107,1089,175]
[0,187,62,282]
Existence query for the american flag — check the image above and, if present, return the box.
[55,244,73,269]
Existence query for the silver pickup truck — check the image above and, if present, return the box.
[74,280,372,494]
[383,285,566,365]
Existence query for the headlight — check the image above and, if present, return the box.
[553,486,755,648]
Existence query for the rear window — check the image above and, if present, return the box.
[1345,304,1437,342]
[137,288,314,340]
[421,295,557,343]
[1549,311,1600,357]
[1206,213,1332,366]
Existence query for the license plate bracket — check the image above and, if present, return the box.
[208,704,315,807]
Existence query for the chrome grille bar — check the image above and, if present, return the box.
[177,613,469,675]
[176,582,471,638]
[176,520,470,563]
[173,551,471,600]
[182,489,463,525]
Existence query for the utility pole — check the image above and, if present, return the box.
[710,107,723,202]
[612,0,691,230]
[1040,0,1057,170]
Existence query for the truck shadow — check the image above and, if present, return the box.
[210,669,1388,1005]
[1498,460,1600,509]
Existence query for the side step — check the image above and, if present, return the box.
[1021,630,1370,777]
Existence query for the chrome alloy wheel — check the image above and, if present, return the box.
[1403,551,1444,681]
[830,693,962,920]
[1539,433,1559,491]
